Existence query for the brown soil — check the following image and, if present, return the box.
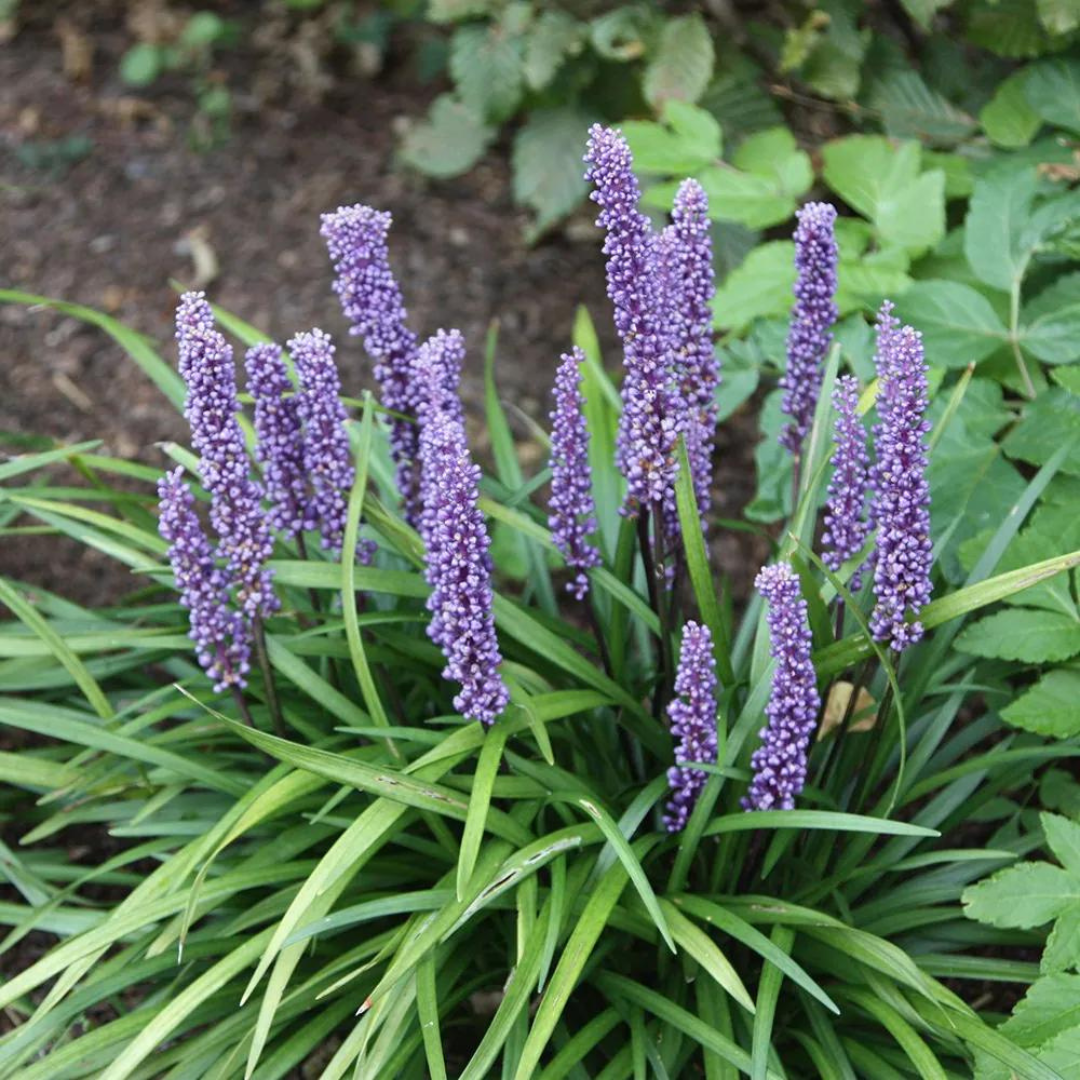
[0,4,763,602]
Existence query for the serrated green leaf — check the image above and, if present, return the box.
[427,0,496,22]
[624,100,722,175]
[956,609,1080,663]
[967,0,1058,59]
[821,136,944,253]
[450,24,524,123]
[1044,906,1080,973]
[1026,58,1080,135]
[893,280,1009,368]
[1044,813,1080,878]
[1020,272,1080,365]
[1002,973,1080,1047]
[963,861,1080,928]
[1003,389,1080,476]
[643,13,714,107]
[1001,669,1080,737]
[964,165,1041,293]
[713,242,795,331]
[800,0,868,101]
[981,69,1042,148]
[522,10,582,91]
[399,95,494,179]
[1038,0,1080,34]
[871,70,976,145]
[512,107,592,232]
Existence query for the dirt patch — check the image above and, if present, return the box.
[0,6,764,603]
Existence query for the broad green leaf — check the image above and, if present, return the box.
[450,23,524,123]
[1001,973,1080,1047]
[821,137,944,254]
[1025,58,1080,135]
[967,0,1058,58]
[893,281,1009,367]
[713,243,795,331]
[981,69,1041,148]
[624,101,722,175]
[399,95,494,179]
[956,609,1080,664]
[963,165,1040,293]
[643,13,714,107]
[119,43,163,87]
[871,70,977,145]
[1044,906,1080,973]
[692,128,811,229]
[522,10,582,91]
[1003,390,1080,476]
[1044,813,1080,878]
[964,861,1080,928]
[1001,669,1080,737]
[513,108,593,233]
[1020,272,1080,365]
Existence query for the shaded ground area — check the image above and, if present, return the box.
[1,5,765,604]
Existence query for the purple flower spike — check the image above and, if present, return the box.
[779,202,839,456]
[666,179,718,521]
[823,375,870,589]
[585,124,681,517]
[289,328,371,563]
[548,347,601,600]
[175,292,277,620]
[320,204,421,517]
[664,621,719,832]
[420,406,509,726]
[158,468,251,692]
[244,342,313,539]
[869,303,932,652]
[744,563,821,812]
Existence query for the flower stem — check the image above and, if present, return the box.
[253,617,284,737]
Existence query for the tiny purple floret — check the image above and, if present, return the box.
[548,347,601,600]
[244,342,314,539]
[158,468,251,692]
[320,204,422,520]
[779,202,839,456]
[664,621,719,832]
[823,374,870,589]
[175,292,277,620]
[869,303,932,652]
[585,124,681,518]
[420,406,509,726]
[744,563,821,812]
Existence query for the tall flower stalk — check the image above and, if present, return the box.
[664,622,718,832]
[779,202,839,458]
[869,303,932,652]
[321,204,423,522]
[745,562,821,812]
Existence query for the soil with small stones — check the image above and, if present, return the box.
[1,5,765,606]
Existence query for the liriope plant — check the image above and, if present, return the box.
[0,125,1076,1080]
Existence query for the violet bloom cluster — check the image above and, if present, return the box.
[664,621,719,833]
[412,328,465,428]
[585,124,681,518]
[158,468,251,691]
[744,562,821,812]
[823,375,870,589]
[869,303,932,652]
[320,204,422,521]
[244,342,313,539]
[779,202,839,456]
[420,404,509,725]
[289,328,371,562]
[665,179,718,521]
[548,347,600,600]
[175,292,277,619]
